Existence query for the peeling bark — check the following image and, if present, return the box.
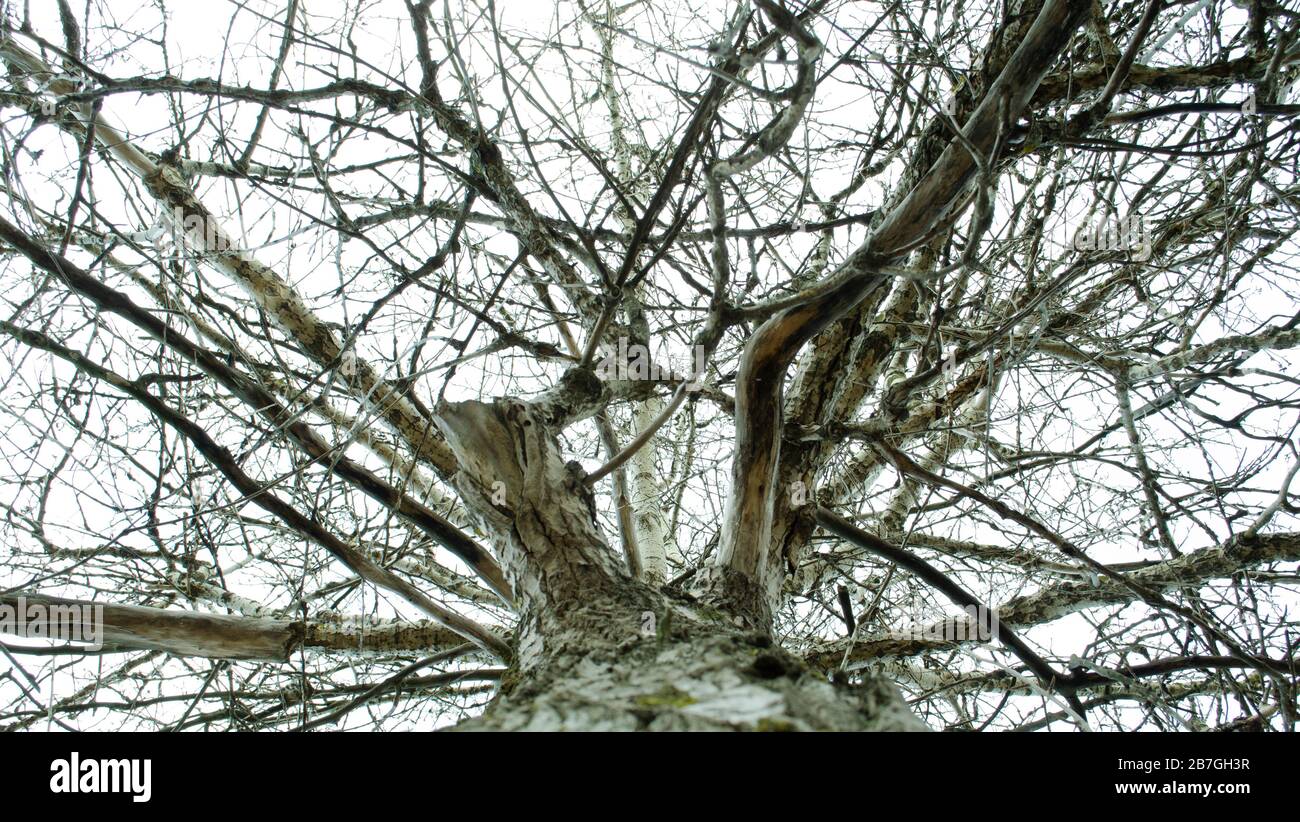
[434,377,923,730]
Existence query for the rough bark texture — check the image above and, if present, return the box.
[434,379,924,731]
[459,602,922,731]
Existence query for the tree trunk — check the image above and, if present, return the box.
[458,589,923,731]
[434,373,925,731]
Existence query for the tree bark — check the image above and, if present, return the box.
[459,612,923,731]
[433,375,924,731]
[0,593,467,660]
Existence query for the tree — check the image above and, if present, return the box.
[0,0,1297,731]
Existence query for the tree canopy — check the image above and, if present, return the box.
[0,0,1298,731]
